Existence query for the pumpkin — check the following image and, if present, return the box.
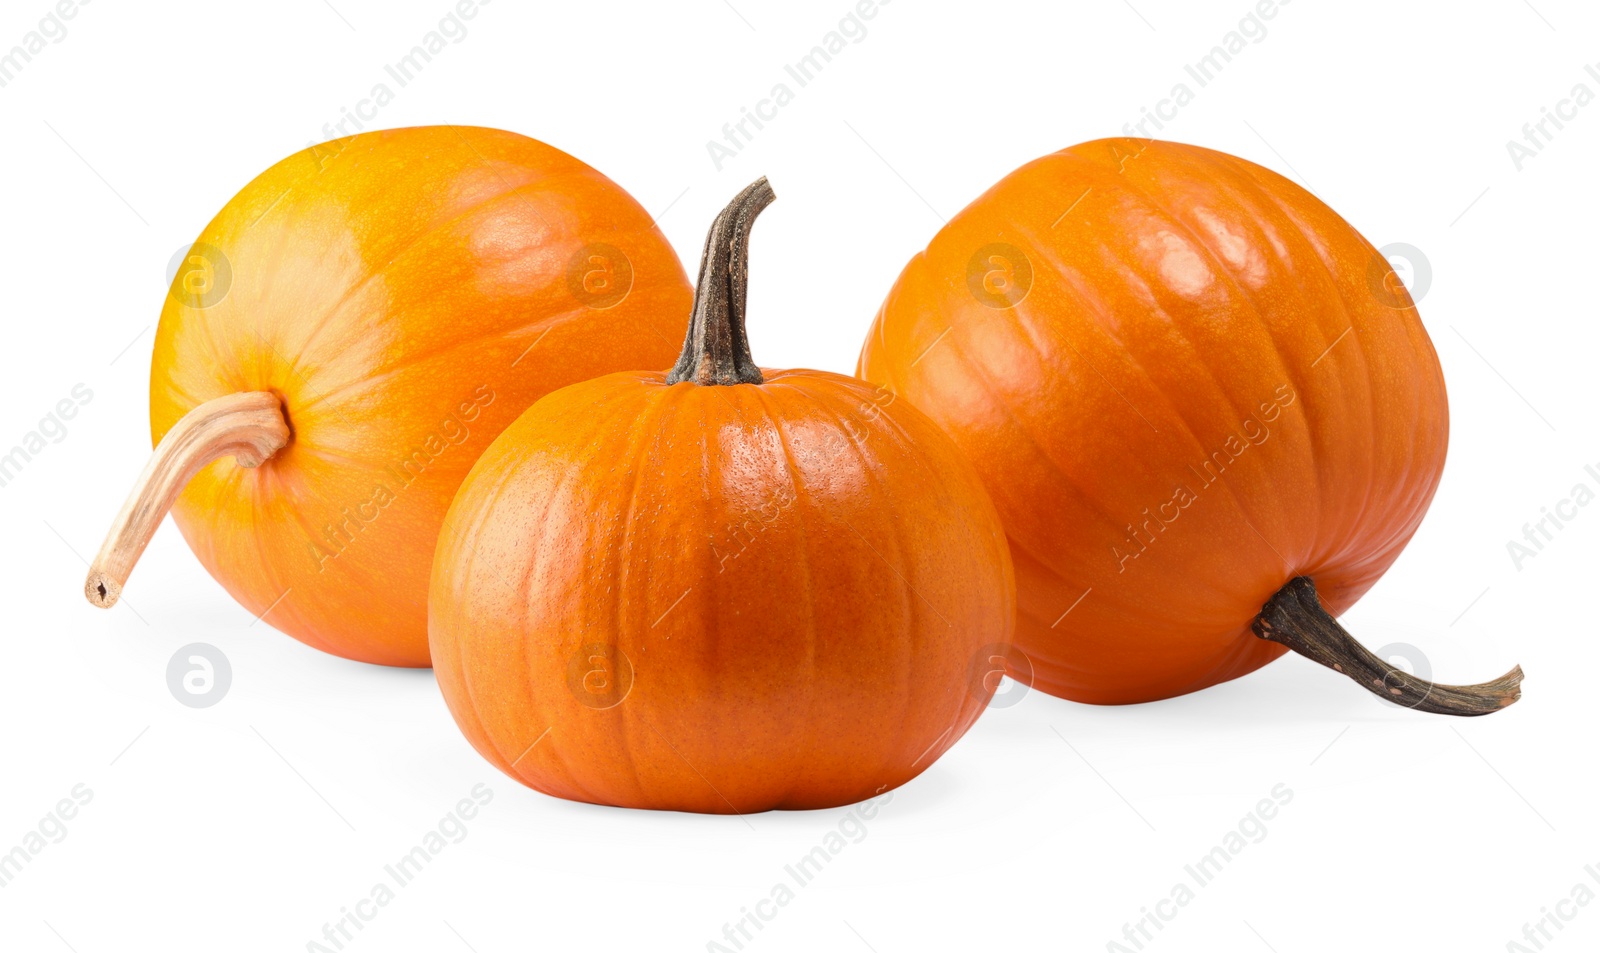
[857,137,1521,715]
[85,126,692,667]
[429,179,1016,812]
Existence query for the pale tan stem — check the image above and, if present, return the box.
[85,392,290,608]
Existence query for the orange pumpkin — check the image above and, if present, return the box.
[858,138,1520,715]
[429,179,1016,812]
[85,126,692,667]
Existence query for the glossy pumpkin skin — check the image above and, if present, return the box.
[429,369,1015,813]
[858,137,1448,705]
[152,126,691,667]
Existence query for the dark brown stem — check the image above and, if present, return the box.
[667,177,775,386]
[1252,576,1522,716]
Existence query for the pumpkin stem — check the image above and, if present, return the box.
[667,177,775,386]
[1252,576,1522,716]
[84,391,290,609]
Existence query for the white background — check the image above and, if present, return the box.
[1,0,1595,950]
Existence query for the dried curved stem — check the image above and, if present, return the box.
[666,176,775,386]
[85,392,290,608]
[1252,576,1523,716]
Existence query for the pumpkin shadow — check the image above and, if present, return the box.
[980,659,1397,736]
[496,765,965,827]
